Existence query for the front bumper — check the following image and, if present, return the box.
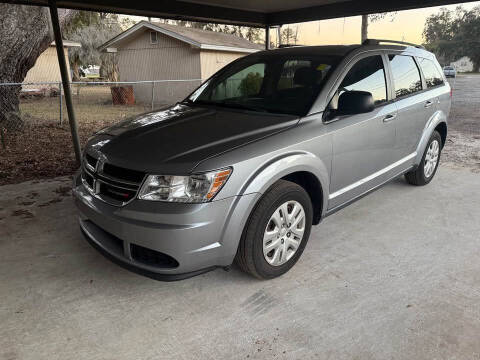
[73,173,259,280]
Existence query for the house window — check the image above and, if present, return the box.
[150,31,158,44]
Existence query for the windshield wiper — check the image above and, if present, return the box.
[218,101,268,113]
[185,99,270,113]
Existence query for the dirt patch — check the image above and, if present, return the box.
[54,185,72,197]
[0,125,89,186]
[38,198,63,207]
[27,191,39,199]
[442,130,480,173]
[11,209,34,219]
[18,200,35,206]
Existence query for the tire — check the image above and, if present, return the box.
[235,180,313,279]
[405,130,442,186]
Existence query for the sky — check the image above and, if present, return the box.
[277,1,480,46]
[125,1,480,46]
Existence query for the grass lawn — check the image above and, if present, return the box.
[20,86,151,130]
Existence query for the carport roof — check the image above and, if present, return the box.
[6,0,479,26]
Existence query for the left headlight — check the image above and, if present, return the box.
[138,168,232,203]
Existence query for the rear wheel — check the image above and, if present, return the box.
[405,130,442,186]
[235,180,313,279]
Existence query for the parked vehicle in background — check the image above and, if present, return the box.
[443,65,457,78]
[73,39,451,281]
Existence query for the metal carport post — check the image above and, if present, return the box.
[48,0,82,165]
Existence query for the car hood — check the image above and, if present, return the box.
[86,104,298,174]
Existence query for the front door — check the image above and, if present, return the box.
[326,54,397,210]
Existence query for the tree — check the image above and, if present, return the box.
[169,19,262,44]
[281,26,299,45]
[238,72,263,96]
[0,4,76,130]
[65,13,126,81]
[361,13,396,43]
[423,6,480,71]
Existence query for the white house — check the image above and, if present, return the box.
[450,56,474,73]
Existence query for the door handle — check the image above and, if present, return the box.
[424,100,433,108]
[383,113,397,123]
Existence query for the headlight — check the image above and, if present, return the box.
[138,168,232,203]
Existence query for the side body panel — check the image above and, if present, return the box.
[323,51,398,209]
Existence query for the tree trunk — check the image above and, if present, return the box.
[361,14,369,43]
[72,59,81,81]
[0,4,76,131]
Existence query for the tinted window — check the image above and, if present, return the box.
[278,60,332,90]
[210,63,266,100]
[189,55,339,116]
[419,58,444,88]
[330,55,387,109]
[389,55,423,98]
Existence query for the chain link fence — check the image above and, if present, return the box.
[0,79,201,131]
[0,79,201,184]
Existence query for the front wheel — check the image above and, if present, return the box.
[235,180,313,279]
[405,130,442,186]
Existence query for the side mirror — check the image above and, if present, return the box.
[337,91,375,116]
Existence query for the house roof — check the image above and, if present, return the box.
[98,21,264,54]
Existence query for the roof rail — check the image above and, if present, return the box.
[278,44,304,48]
[362,39,425,49]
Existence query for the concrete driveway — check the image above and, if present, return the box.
[1,165,479,360]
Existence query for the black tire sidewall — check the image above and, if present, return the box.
[419,131,442,184]
[249,185,313,279]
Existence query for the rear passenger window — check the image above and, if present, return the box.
[418,58,444,88]
[389,55,423,98]
[332,55,387,108]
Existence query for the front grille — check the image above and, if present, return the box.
[99,182,137,202]
[131,244,179,269]
[85,153,97,170]
[81,153,145,206]
[103,163,145,183]
[84,171,94,189]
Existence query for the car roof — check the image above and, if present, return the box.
[253,43,433,59]
[254,45,360,57]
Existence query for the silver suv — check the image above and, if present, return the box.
[73,40,450,280]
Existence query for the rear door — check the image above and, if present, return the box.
[417,56,449,116]
[387,54,436,160]
[326,53,397,210]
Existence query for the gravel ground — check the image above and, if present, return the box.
[441,74,480,173]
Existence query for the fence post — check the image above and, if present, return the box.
[151,81,155,111]
[59,81,63,125]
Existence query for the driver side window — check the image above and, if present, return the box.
[330,55,387,110]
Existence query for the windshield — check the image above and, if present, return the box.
[186,54,340,116]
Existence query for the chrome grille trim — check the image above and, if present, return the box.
[81,153,145,206]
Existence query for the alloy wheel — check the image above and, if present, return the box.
[263,200,306,266]
[424,139,440,178]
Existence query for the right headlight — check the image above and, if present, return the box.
[138,168,232,203]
